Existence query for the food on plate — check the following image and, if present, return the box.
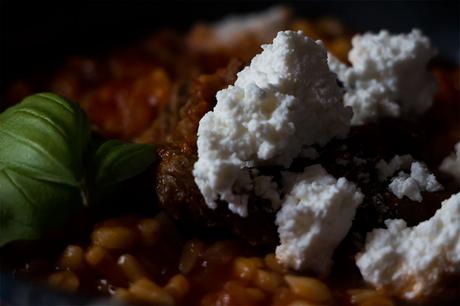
[1,6,459,306]
[275,165,363,275]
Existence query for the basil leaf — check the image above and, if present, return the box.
[92,140,156,188]
[0,93,90,246]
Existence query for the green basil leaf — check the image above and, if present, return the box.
[92,140,156,188]
[0,93,91,246]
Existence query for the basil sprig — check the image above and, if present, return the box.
[0,93,156,246]
[92,140,156,188]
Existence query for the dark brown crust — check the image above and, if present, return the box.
[155,60,279,246]
[155,64,460,248]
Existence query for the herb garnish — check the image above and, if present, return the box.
[0,93,156,246]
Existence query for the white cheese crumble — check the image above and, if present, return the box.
[375,154,413,181]
[194,30,351,216]
[356,192,460,300]
[439,141,460,183]
[328,29,437,125]
[388,161,443,202]
[275,165,363,275]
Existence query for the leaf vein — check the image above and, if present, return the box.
[14,109,68,140]
[0,128,71,177]
[36,93,74,114]
[2,168,37,210]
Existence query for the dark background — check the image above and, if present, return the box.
[0,0,459,90]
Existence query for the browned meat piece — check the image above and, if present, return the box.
[155,60,279,246]
[312,116,459,233]
[155,63,460,247]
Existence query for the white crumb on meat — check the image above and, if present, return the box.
[388,161,443,202]
[328,29,437,125]
[194,30,351,216]
[376,154,413,181]
[356,192,460,301]
[275,165,363,275]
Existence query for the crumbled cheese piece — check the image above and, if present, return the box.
[439,142,460,183]
[328,29,437,125]
[210,7,291,47]
[388,172,421,201]
[276,165,363,275]
[410,162,444,193]
[388,161,443,202]
[194,30,351,216]
[356,192,460,300]
[376,154,413,181]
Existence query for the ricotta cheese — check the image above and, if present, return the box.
[356,192,460,300]
[439,141,460,183]
[194,30,351,216]
[328,29,437,125]
[375,154,413,181]
[276,165,363,275]
[388,161,443,202]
